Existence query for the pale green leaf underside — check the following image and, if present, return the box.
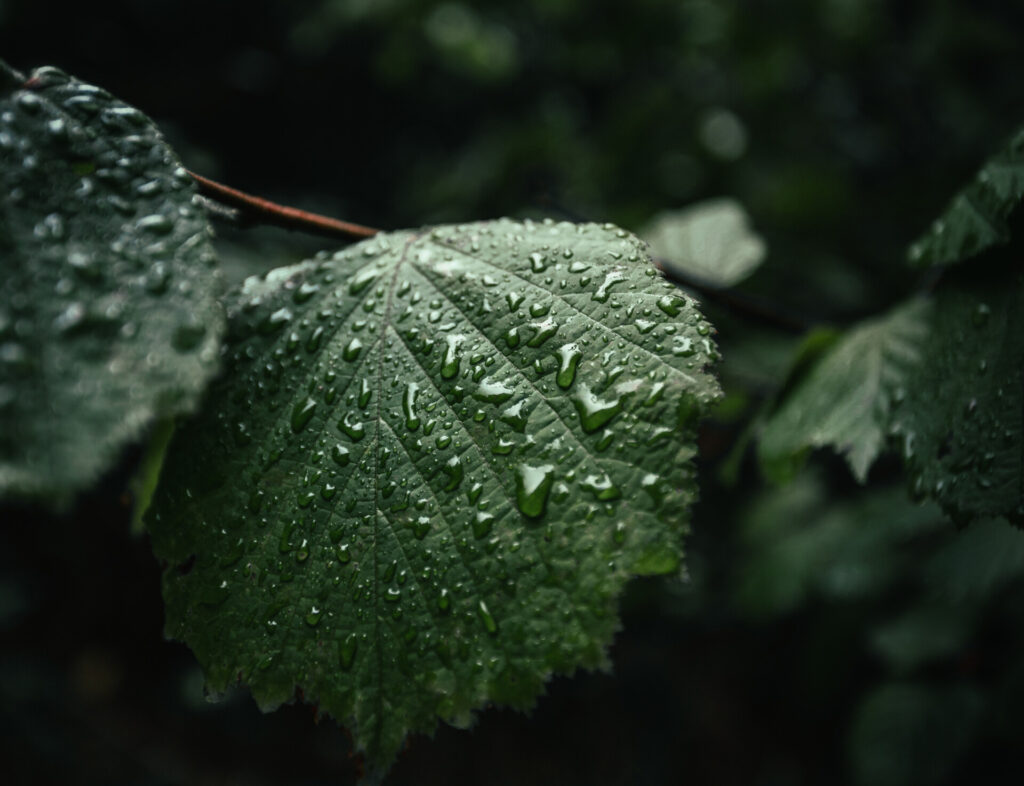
[148,219,721,771]
[908,125,1024,267]
[642,198,766,288]
[0,61,223,503]
[759,298,929,483]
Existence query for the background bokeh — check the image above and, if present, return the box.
[3,1,1024,783]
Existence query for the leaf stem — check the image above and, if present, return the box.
[188,170,380,241]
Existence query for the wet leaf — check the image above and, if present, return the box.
[908,125,1024,267]
[148,219,720,773]
[759,267,1024,524]
[759,299,929,483]
[0,61,224,504]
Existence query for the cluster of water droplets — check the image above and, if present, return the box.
[153,218,721,727]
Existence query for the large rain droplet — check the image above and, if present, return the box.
[555,343,582,389]
[572,384,621,433]
[515,463,554,518]
[290,397,318,433]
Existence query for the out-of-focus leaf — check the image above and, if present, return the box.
[890,270,1023,524]
[908,126,1024,267]
[869,604,971,673]
[924,519,1024,601]
[848,683,984,786]
[0,61,223,505]
[758,299,928,483]
[734,473,944,618]
[642,198,766,288]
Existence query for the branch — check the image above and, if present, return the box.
[189,175,815,332]
[189,171,380,241]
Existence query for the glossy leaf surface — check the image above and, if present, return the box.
[148,219,721,772]
[908,126,1024,267]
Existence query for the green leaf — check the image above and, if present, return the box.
[733,472,945,618]
[758,299,929,483]
[0,61,224,504]
[148,219,721,773]
[889,269,1023,524]
[907,125,1024,267]
[759,264,1023,524]
[641,198,766,288]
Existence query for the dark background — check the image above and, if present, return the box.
[3,1,1024,783]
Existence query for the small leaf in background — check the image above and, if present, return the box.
[641,198,766,288]
[758,298,929,484]
[0,61,224,505]
[733,472,945,618]
[148,219,721,773]
[908,125,1024,267]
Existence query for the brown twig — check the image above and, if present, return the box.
[188,170,380,241]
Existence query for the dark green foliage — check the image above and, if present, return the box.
[908,127,1024,267]
[4,3,1024,782]
[759,123,1024,524]
[0,61,223,504]
[759,299,928,483]
[148,220,720,770]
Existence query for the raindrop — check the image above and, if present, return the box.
[343,337,363,362]
[572,384,621,433]
[339,411,365,441]
[358,378,372,409]
[293,281,320,303]
[306,326,325,352]
[349,267,380,295]
[592,270,626,302]
[526,317,559,347]
[441,334,464,379]
[260,307,292,334]
[290,397,318,433]
[332,443,351,466]
[340,633,358,670]
[515,463,554,518]
[500,400,529,433]
[555,343,582,389]
[136,213,174,234]
[656,295,684,317]
[441,456,464,491]
[403,382,421,430]
[492,436,515,455]
[473,511,495,538]
[474,377,515,404]
[580,473,621,500]
[477,600,498,634]
[506,292,525,312]
[305,606,323,626]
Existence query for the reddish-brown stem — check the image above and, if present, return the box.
[188,171,380,241]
